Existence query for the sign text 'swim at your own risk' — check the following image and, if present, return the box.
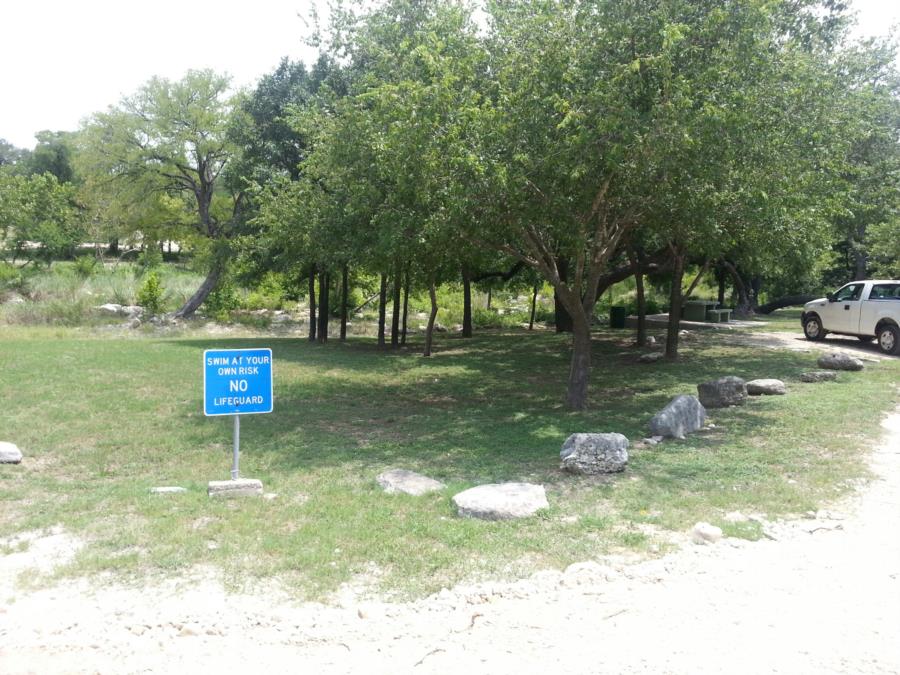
[203,348,273,416]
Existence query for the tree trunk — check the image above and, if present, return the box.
[462,267,473,338]
[554,257,573,333]
[423,280,438,357]
[317,271,330,343]
[682,259,709,299]
[750,276,762,309]
[377,273,387,348]
[756,295,817,314]
[401,269,410,346]
[528,283,539,330]
[665,250,685,360]
[340,264,348,341]
[308,266,317,342]
[109,238,119,255]
[723,261,753,316]
[853,223,868,280]
[391,262,401,349]
[565,316,593,410]
[716,266,727,307]
[635,268,647,347]
[486,287,492,310]
[626,247,647,347]
[175,261,223,319]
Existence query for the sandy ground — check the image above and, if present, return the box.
[2,382,898,673]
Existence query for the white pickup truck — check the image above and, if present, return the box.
[801,280,900,355]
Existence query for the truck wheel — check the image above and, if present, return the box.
[803,315,826,341]
[857,336,874,343]
[877,324,900,355]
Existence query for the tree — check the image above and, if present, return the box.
[78,70,240,317]
[0,139,31,173]
[0,172,82,264]
[29,131,76,183]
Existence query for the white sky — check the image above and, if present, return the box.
[1,0,897,150]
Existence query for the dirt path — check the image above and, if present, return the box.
[2,411,899,673]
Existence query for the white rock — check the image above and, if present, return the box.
[452,483,549,520]
[377,469,446,496]
[724,511,749,523]
[690,522,723,545]
[746,379,786,396]
[0,441,23,464]
[149,486,188,495]
[638,353,663,363]
[96,303,123,315]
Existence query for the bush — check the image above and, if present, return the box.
[136,272,164,315]
[0,263,25,292]
[136,247,163,274]
[203,280,240,320]
[243,271,287,311]
[73,255,99,279]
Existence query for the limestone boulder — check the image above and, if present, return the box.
[452,483,548,520]
[697,376,747,408]
[690,522,723,545]
[0,442,23,464]
[649,395,706,440]
[817,352,864,371]
[377,469,446,496]
[800,370,838,383]
[96,303,123,315]
[746,379,786,396]
[560,433,628,475]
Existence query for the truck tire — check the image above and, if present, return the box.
[876,324,900,356]
[803,315,826,341]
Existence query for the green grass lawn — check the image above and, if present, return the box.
[1,322,898,599]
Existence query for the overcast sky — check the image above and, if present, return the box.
[1,0,897,150]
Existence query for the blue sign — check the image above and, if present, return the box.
[203,348,273,417]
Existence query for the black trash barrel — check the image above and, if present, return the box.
[609,306,627,329]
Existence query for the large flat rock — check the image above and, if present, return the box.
[452,483,548,520]
[746,379,786,396]
[207,479,263,498]
[0,442,23,464]
[377,469,446,496]
[817,352,864,371]
[800,370,838,383]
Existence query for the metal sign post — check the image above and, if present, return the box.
[232,414,241,479]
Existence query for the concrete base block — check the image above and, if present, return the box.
[208,478,263,498]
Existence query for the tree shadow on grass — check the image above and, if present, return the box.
[163,329,824,484]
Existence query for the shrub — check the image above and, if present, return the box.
[73,255,99,279]
[203,280,240,320]
[0,263,25,292]
[136,246,163,274]
[136,272,164,315]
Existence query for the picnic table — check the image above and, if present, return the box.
[682,300,732,323]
